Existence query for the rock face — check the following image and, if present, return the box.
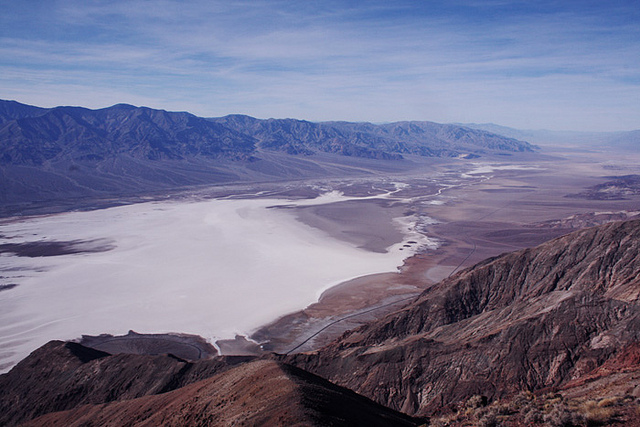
[0,342,419,427]
[288,219,640,416]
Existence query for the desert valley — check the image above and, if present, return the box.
[0,98,639,426]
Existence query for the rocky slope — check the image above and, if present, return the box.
[287,219,640,417]
[0,341,253,426]
[0,341,419,426]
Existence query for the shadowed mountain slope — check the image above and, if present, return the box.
[287,219,640,416]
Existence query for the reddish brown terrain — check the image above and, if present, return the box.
[24,359,421,427]
[287,219,640,424]
[0,342,419,426]
[0,341,253,426]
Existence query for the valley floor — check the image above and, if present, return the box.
[252,150,640,354]
[1,150,640,371]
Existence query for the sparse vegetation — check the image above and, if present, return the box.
[523,407,545,424]
[466,394,488,410]
[543,404,584,427]
[477,410,503,427]
[428,392,639,426]
[579,400,615,426]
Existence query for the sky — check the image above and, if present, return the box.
[1,0,639,131]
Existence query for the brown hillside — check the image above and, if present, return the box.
[21,359,421,427]
[288,219,640,416]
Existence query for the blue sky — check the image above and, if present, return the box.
[1,0,639,131]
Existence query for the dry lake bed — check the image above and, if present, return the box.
[1,152,640,371]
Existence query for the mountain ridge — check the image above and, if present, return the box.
[287,218,640,416]
[0,99,536,214]
[0,341,420,427]
[20,360,420,427]
[0,100,536,165]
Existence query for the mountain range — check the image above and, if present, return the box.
[0,100,535,215]
[2,218,640,426]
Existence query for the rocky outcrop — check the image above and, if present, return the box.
[287,219,640,416]
[568,175,640,200]
[0,341,252,426]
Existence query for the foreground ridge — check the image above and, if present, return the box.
[0,342,420,426]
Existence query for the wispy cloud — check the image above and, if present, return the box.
[1,0,639,130]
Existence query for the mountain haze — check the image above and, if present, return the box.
[463,122,640,150]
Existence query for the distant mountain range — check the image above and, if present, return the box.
[2,218,640,425]
[0,100,536,214]
[0,99,535,165]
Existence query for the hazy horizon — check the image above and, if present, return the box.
[2,1,639,133]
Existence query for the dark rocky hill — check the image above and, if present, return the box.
[0,341,419,426]
[287,219,640,417]
[0,340,253,426]
[0,100,536,214]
